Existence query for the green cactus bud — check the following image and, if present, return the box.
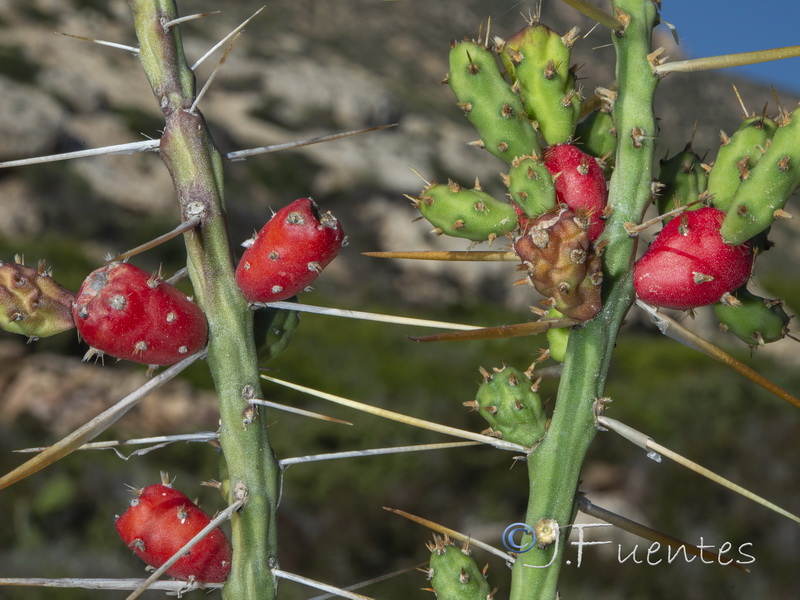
[574,109,617,175]
[253,302,300,363]
[713,287,791,346]
[471,365,546,447]
[505,154,557,218]
[426,535,492,600]
[656,145,707,217]
[720,107,800,245]
[416,180,518,242]
[448,40,540,163]
[545,307,570,363]
[707,115,777,213]
[0,259,75,339]
[499,23,582,146]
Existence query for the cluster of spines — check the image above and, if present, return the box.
[465,364,546,447]
[0,257,75,340]
[424,535,495,600]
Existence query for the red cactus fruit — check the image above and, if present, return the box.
[235,197,345,303]
[634,207,753,310]
[543,143,607,241]
[72,262,208,365]
[115,483,232,583]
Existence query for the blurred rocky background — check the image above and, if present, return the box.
[0,1,798,598]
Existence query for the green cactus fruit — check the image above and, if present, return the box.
[574,108,617,175]
[713,287,791,346]
[415,179,518,242]
[513,207,603,321]
[504,154,557,219]
[656,145,707,218]
[426,535,492,600]
[499,22,582,146]
[448,39,540,163]
[0,258,75,339]
[707,115,777,213]
[253,302,300,363]
[545,307,570,363]
[720,107,800,245]
[468,365,546,447]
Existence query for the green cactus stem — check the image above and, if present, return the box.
[509,2,659,597]
[426,535,493,600]
[253,303,301,364]
[0,259,75,339]
[714,287,791,346]
[416,179,518,242]
[448,39,540,163]
[504,154,557,218]
[707,114,777,212]
[574,107,617,175]
[128,1,280,598]
[720,105,800,245]
[545,307,570,363]
[467,365,546,447]
[499,22,582,146]
[655,144,707,217]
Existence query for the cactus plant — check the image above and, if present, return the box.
[0,2,799,600]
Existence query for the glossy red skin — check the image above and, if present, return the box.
[544,144,607,241]
[115,484,232,583]
[235,197,345,303]
[72,262,208,365]
[634,207,753,310]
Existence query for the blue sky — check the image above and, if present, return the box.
[659,1,800,93]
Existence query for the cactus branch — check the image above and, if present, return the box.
[127,1,280,597]
[509,1,660,597]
